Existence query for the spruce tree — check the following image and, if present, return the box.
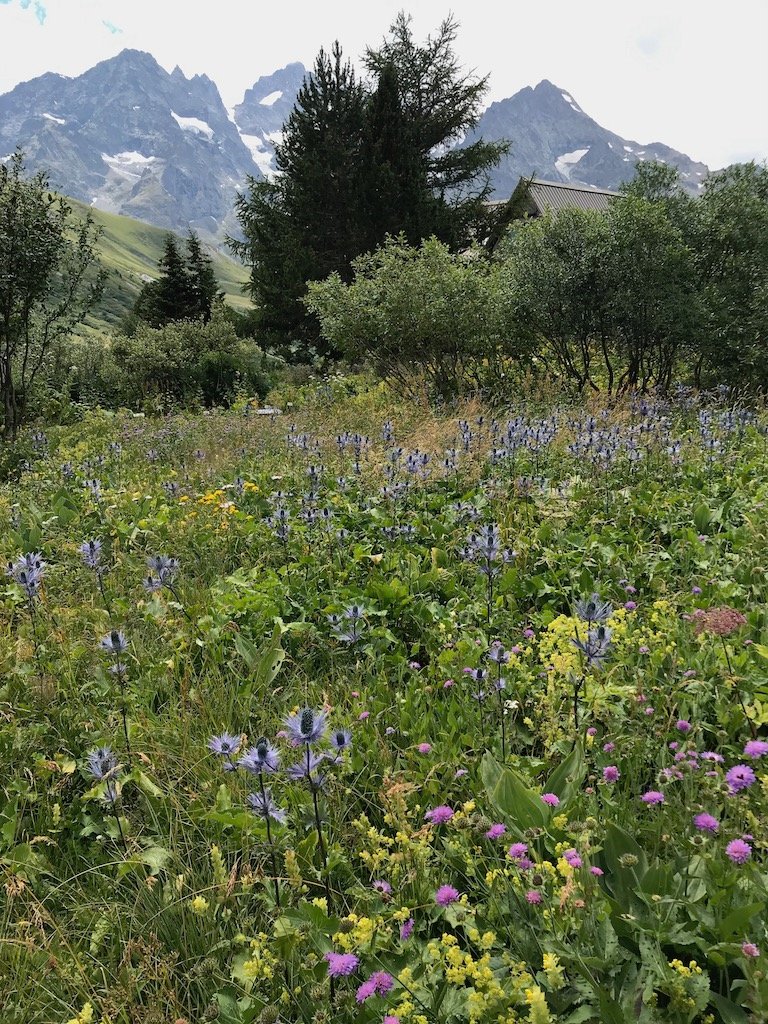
[230,15,509,353]
[364,12,509,249]
[185,231,220,322]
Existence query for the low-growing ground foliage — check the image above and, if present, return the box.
[1,378,767,1023]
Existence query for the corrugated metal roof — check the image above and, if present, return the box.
[527,178,621,214]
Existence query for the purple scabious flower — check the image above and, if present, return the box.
[507,842,529,860]
[742,942,760,958]
[324,952,359,977]
[372,879,392,896]
[693,813,719,833]
[435,885,460,906]
[541,793,560,807]
[416,742,432,754]
[238,738,279,775]
[589,866,604,876]
[100,630,128,656]
[425,806,454,825]
[603,742,615,753]
[563,848,582,868]
[525,890,542,904]
[285,707,327,746]
[726,764,756,794]
[744,740,768,759]
[356,971,395,1002]
[676,720,692,733]
[246,788,287,824]
[208,732,242,757]
[399,917,414,940]
[603,765,620,783]
[726,838,752,864]
[641,791,665,805]
[485,823,506,839]
[700,751,724,763]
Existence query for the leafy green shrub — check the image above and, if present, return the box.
[69,306,283,412]
[305,235,523,401]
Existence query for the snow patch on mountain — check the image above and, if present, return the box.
[102,151,158,179]
[555,147,589,178]
[259,90,283,106]
[42,112,66,124]
[238,133,276,176]
[171,112,214,139]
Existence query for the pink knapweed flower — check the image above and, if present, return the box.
[541,793,560,806]
[485,823,506,839]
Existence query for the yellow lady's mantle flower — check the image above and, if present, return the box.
[65,1004,94,1024]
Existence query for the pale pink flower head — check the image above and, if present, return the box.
[693,813,719,833]
[603,765,620,783]
[726,764,756,794]
[525,890,542,904]
[692,605,746,637]
[417,742,432,754]
[744,740,768,759]
[507,842,528,860]
[742,942,760,958]
[641,790,665,805]
[541,792,560,807]
[435,885,460,906]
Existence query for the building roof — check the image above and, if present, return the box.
[526,178,621,214]
[489,177,622,218]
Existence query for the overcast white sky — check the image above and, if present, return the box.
[1,0,766,169]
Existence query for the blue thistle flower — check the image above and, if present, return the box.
[247,788,287,824]
[100,630,128,656]
[238,738,280,775]
[208,732,242,757]
[575,594,613,623]
[79,539,102,570]
[285,708,327,746]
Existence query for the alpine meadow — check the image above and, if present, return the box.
[1,9,767,1024]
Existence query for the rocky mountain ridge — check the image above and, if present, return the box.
[0,50,709,240]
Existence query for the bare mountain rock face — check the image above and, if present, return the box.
[464,79,708,196]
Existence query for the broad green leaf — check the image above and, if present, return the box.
[480,753,548,832]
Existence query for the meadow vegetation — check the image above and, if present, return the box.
[1,377,767,1023]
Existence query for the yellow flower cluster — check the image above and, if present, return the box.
[542,952,565,990]
[669,958,703,977]
[65,1004,94,1024]
[241,932,278,982]
[424,933,506,1022]
[332,913,380,950]
[524,985,552,1024]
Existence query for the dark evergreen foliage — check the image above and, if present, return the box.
[230,15,510,356]
[132,232,221,329]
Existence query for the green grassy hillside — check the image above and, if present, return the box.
[68,199,252,331]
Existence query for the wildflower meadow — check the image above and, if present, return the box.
[1,378,767,1024]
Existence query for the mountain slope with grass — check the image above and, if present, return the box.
[68,198,251,331]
